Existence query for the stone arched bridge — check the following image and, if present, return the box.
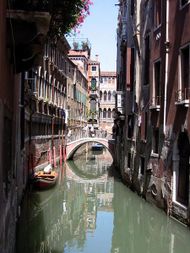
[65,137,115,160]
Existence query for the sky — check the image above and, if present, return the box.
[71,0,118,71]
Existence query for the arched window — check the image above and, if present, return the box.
[99,108,102,118]
[103,108,107,118]
[104,91,107,101]
[108,91,111,101]
[112,109,115,118]
[108,108,111,118]
[100,91,102,101]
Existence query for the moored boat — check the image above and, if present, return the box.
[33,166,58,190]
[91,143,104,151]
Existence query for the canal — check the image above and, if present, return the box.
[16,145,190,253]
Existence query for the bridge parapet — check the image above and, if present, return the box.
[67,129,113,144]
[65,137,115,161]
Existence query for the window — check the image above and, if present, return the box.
[139,156,145,176]
[73,83,77,100]
[128,115,134,139]
[90,99,96,112]
[177,45,190,102]
[144,35,150,85]
[108,91,111,101]
[108,108,111,118]
[131,0,135,16]
[91,78,97,91]
[25,69,36,92]
[104,91,107,101]
[112,109,115,118]
[176,131,190,206]
[100,91,102,100]
[152,128,159,154]
[92,66,96,71]
[153,60,161,105]
[130,48,135,91]
[154,0,162,27]
[128,153,131,169]
[180,45,189,91]
[103,108,107,118]
[99,108,102,118]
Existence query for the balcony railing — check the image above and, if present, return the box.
[175,88,190,107]
[149,96,161,111]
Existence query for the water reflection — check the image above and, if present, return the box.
[16,149,190,253]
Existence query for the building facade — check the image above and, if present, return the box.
[1,1,51,252]
[88,57,101,129]
[116,0,190,226]
[99,71,117,134]
[24,37,71,176]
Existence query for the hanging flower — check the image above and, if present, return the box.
[74,0,93,28]
[49,0,93,38]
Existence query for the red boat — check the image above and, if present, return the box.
[33,170,58,190]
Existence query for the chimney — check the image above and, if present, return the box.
[95,54,99,62]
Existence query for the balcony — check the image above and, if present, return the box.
[149,96,161,111]
[7,1,51,72]
[7,0,76,72]
[175,88,190,107]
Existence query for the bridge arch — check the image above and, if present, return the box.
[66,138,115,161]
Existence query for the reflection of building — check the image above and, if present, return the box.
[99,72,116,133]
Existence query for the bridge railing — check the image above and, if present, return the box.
[66,129,113,144]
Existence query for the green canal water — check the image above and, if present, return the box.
[16,147,190,253]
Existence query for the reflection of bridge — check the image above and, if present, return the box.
[65,137,115,160]
[65,163,111,183]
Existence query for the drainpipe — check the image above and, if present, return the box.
[163,0,169,135]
